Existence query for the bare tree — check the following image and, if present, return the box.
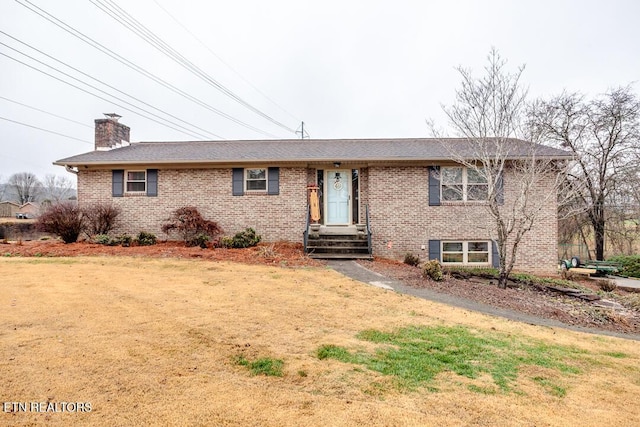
[430,49,567,288]
[8,172,42,205]
[42,174,76,204]
[0,175,6,202]
[529,86,640,260]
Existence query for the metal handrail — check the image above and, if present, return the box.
[303,203,310,254]
[365,204,372,256]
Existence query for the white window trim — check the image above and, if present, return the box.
[440,166,488,202]
[125,170,146,194]
[244,168,268,192]
[441,240,491,265]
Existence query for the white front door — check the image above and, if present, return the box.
[326,170,351,225]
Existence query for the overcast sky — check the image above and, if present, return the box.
[1,0,639,181]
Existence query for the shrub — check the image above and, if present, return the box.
[94,234,111,245]
[607,255,640,278]
[404,253,420,267]
[161,207,222,247]
[117,234,133,247]
[191,233,210,249]
[136,231,157,246]
[597,279,617,292]
[221,228,261,249]
[422,259,444,281]
[37,203,84,244]
[257,244,277,258]
[83,203,121,236]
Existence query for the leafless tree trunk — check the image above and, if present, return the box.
[529,86,640,260]
[0,175,6,202]
[8,172,42,205]
[430,49,566,289]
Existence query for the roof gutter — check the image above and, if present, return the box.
[53,154,573,168]
[64,165,79,175]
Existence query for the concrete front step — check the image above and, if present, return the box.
[306,246,369,251]
[308,253,373,260]
[305,227,372,259]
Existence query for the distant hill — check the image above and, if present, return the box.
[0,183,77,204]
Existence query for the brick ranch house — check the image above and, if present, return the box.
[55,116,570,273]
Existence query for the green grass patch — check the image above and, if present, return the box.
[532,376,567,397]
[603,351,628,359]
[467,384,497,395]
[317,325,585,394]
[235,355,284,377]
[317,344,352,362]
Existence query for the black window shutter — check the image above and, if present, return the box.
[496,171,504,205]
[232,168,244,196]
[267,167,279,195]
[146,169,158,197]
[428,166,440,206]
[492,240,500,268]
[428,239,441,261]
[112,170,124,197]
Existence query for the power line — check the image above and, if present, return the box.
[95,0,297,134]
[90,0,298,135]
[152,0,301,124]
[0,115,92,144]
[0,44,209,140]
[0,95,92,128]
[0,30,222,139]
[14,0,279,138]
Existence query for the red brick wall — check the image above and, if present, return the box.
[78,165,559,273]
[365,166,558,274]
[77,168,308,242]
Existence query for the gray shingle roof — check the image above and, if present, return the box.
[54,137,571,166]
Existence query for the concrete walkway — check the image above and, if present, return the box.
[610,276,640,292]
[327,260,640,341]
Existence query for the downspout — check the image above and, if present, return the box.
[65,165,79,175]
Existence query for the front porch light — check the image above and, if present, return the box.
[333,162,341,168]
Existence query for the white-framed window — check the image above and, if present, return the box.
[441,166,488,201]
[126,170,146,193]
[245,168,267,191]
[442,241,490,265]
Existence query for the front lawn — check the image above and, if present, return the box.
[1,257,639,426]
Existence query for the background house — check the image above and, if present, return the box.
[16,202,41,219]
[0,201,20,218]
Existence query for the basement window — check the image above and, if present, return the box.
[442,241,490,265]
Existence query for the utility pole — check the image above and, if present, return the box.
[296,121,309,139]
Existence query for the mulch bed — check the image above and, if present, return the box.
[358,258,640,335]
[0,240,323,268]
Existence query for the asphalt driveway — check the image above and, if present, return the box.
[327,260,640,342]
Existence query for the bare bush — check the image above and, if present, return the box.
[161,207,223,247]
[597,279,618,292]
[37,203,84,244]
[83,203,121,236]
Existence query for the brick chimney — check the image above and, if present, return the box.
[94,113,130,151]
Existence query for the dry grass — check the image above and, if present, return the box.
[1,256,639,426]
